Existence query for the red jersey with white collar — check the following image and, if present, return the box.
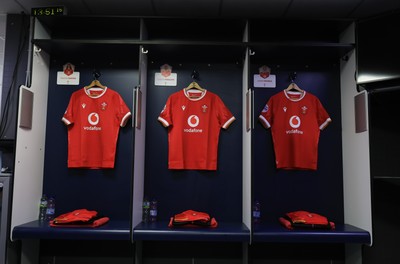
[62,87,131,168]
[258,90,331,170]
[158,89,235,170]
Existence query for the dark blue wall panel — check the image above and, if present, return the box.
[251,64,344,224]
[43,52,138,220]
[144,63,243,222]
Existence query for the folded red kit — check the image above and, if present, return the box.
[49,209,109,228]
[168,210,218,228]
[279,210,335,230]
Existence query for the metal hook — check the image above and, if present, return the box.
[93,69,101,80]
[289,72,297,83]
[191,70,200,81]
[141,47,148,54]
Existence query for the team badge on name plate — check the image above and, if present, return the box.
[57,62,80,85]
[254,65,276,88]
[155,64,177,86]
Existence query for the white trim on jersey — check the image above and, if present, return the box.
[62,117,71,125]
[284,90,306,101]
[258,115,271,128]
[183,89,207,101]
[158,116,169,127]
[319,118,332,130]
[222,116,236,129]
[84,87,108,98]
[121,112,132,127]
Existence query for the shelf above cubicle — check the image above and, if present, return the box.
[248,42,354,64]
[34,16,141,40]
[142,42,247,64]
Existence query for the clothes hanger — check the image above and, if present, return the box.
[85,69,106,90]
[285,71,303,93]
[285,82,303,93]
[184,70,205,92]
[85,79,106,90]
[185,81,205,92]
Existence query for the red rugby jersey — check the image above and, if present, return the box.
[158,89,235,170]
[258,90,331,170]
[62,87,131,168]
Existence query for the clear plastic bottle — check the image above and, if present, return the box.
[45,197,56,221]
[38,194,48,222]
[253,200,261,224]
[142,197,150,223]
[149,198,158,222]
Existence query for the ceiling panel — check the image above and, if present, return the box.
[0,0,28,14]
[82,0,155,16]
[350,0,400,19]
[13,0,88,15]
[221,0,291,18]
[286,0,361,19]
[151,0,222,17]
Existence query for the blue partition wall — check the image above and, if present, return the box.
[252,64,344,225]
[42,53,138,221]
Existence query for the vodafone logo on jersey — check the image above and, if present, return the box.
[289,115,301,128]
[88,113,99,125]
[286,115,303,134]
[184,115,203,133]
[84,112,102,131]
[188,115,200,127]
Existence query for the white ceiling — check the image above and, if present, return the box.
[0,0,400,20]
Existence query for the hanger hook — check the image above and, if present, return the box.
[191,70,199,81]
[289,72,297,83]
[93,69,101,80]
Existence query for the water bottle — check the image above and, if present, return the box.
[38,194,48,221]
[149,198,158,222]
[45,197,56,221]
[253,200,261,224]
[142,197,150,223]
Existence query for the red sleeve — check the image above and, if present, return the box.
[316,98,331,130]
[158,96,172,127]
[61,92,76,125]
[258,97,273,129]
[216,95,235,129]
[115,93,132,127]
